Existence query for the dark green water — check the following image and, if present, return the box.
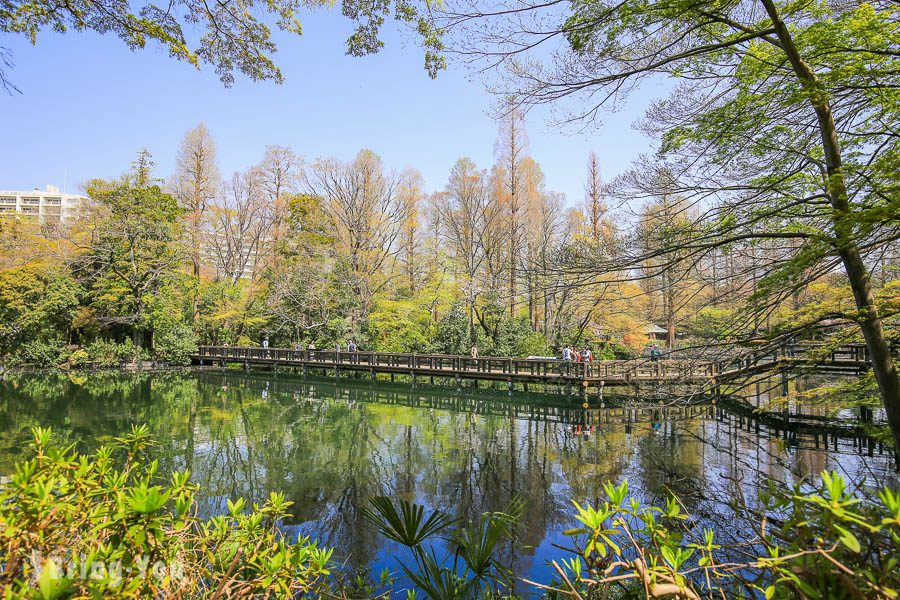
[0,370,896,593]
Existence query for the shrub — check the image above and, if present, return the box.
[363,496,523,598]
[7,338,69,368]
[430,304,473,355]
[153,322,198,365]
[84,338,145,367]
[549,477,900,599]
[0,427,334,599]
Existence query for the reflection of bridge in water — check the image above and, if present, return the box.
[197,370,890,457]
[194,343,883,398]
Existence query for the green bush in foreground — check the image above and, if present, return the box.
[0,426,332,598]
[1,428,898,599]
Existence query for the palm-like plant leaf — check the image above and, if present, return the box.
[363,496,455,548]
[453,495,525,593]
[403,546,468,600]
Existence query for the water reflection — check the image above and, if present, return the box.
[0,370,896,590]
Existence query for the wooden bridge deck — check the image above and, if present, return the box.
[194,346,722,386]
[193,343,876,390]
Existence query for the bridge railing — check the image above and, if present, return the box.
[196,346,730,381]
[198,346,597,378]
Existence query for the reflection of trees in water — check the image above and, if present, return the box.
[633,415,707,513]
[3,371,898,583]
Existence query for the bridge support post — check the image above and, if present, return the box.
[859,405,872,422]
[370,369,376,380]
[781,370,789,396]
[507,379,513,395]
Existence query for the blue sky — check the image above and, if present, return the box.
[0,12,657,206]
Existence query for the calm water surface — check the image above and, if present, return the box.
[0,370,896,594]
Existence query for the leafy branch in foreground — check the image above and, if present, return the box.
[0,426,333,598]
[543,477,900,599]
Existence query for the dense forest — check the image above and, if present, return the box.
[0,107,897,372]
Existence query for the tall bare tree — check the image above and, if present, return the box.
[256,145,300,244]
[304,149,402,321]
[584,152,604,245]
[493,100,529,316]
[396,168,426,293]
[171,124,219,320]
[440,157,492,341]
[207,170,273,285]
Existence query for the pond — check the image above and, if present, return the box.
[0,369,896,595]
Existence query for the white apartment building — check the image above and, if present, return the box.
[0,185,88,223]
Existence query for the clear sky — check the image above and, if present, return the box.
[0,13,658,206]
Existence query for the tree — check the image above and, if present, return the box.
[73,182,184,348]
[130,148,156,188]
[440,157,492,343]
[493,100,529,316]
[519,156,548,330]
[584,152,603,243]
[396,168,426,293]
[256,145,300,244]
[0,266,80,354]
[633,170,702,349]
[207,170,272,285]
[450,0,900,459]
[171,124,219,320]
[304,149,402,323]
[0,0,446,89]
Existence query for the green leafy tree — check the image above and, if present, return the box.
[73,182,184,349]
[0,266,81,360]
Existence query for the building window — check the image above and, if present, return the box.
[22,197,40,205]
[0,197,15,205]
[44,197,62,205]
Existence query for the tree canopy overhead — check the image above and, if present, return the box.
[0,0,446,91]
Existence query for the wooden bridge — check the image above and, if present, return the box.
[192,342,877,393]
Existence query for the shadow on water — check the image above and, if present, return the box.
[0,369,896,593]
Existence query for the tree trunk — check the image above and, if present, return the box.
[761,0,900,465]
